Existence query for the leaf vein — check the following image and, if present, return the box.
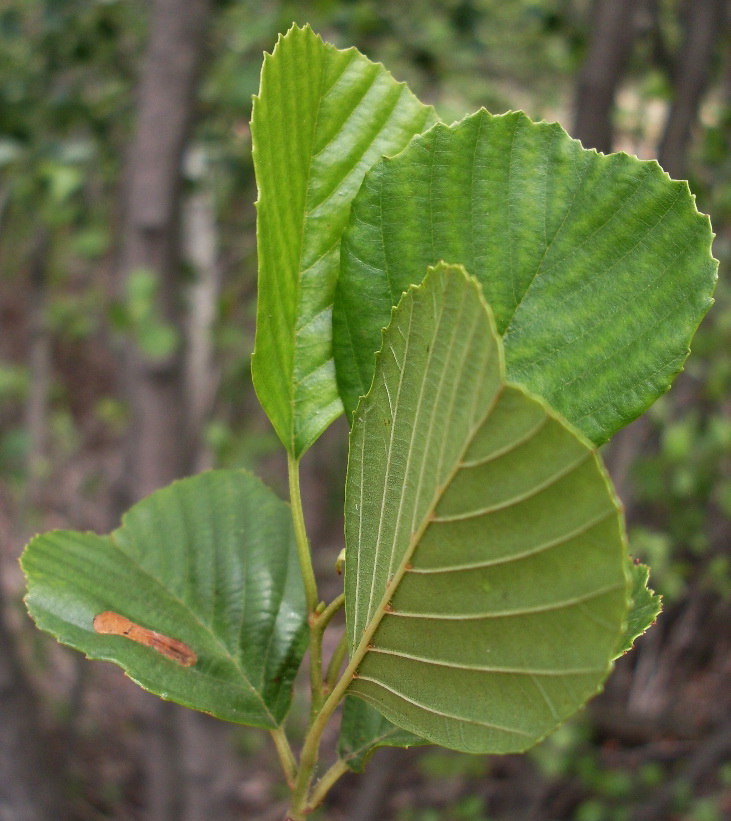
[366,647,605,677]
[409,506,617,574]
[388,580,625,619]
[433,449,593,522]
[353,677,533,737]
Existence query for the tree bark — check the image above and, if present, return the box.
[23,228,51,511]
[658,0,727,179]
[0,230,65,821]
[182,146,221,466]
[117,0,213,505]
[0,582,66,821]
[115,1,213,819]
[573,0,638,152]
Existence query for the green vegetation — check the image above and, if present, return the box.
[20,25,717,819]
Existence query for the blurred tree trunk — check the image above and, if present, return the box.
[658,0,727,179]
[117,0,212,503]
[0,230,65,821]
[178,150,242,821]
[0,582,65,821]
[182,146,221,467]
[115,1,213,820]
[573,0,638,151]
[23,228,51,509]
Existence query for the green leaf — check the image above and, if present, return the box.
[339,696,426,772]
[615,560,661,658]
[343,263,629,754]
[21,470,307,728]
[333,109,717,445]
[251,24,437,458]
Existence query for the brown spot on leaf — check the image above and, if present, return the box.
[93,611,197,667]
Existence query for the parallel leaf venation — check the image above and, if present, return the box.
[23,470,308,728]
[432,452,594,522]
[363,649,607,676]
[345,264,628,753]
[350,267,499,641]
[408,507,617,574]
[253,24,437,457]
[352,678,534,737]
[384,580,626,620]
[333,108,717,445]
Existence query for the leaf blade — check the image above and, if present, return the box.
[333,110,717,444]
[344,263,629,753]
[615,559,662,657]
[251,24,437,457]
[22,470,307,728]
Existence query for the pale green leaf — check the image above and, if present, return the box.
[251,24,437,458]
[333,110,717,445]
[22,470,307,728]
[344,263,629,754]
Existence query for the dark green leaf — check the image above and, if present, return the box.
[334,110,717,445]
[22,470,307,728]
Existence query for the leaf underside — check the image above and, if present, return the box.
[22,470,307,728]
[340,557,661,768]
[344,263,629,754]
[333,110,717,446]
[251,24,437,458]
[339,695,426,772]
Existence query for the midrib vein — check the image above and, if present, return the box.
[348,282,504,687]
[359,300,415,637]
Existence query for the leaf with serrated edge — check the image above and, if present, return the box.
[333,109,717,446]
[251,24,437,458]
[615,560,661,657]
[343,263,629,754]
[22,470,307,728]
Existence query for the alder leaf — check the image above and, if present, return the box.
[343,263,629,753]
[333,110,717,445]
[22,470,307,728]
[251,24,437,458]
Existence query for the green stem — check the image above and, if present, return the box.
[308,628,325,721]
[287,454,324,721]
[288,650,361,817]
[306,759,351,812]
[290,537,412,817]
[270,726,297,788]
[309,592,345,714]
[316,592,344,632]
[285,461,349,817]
[287,454,318,614]
[325,630,348,692]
